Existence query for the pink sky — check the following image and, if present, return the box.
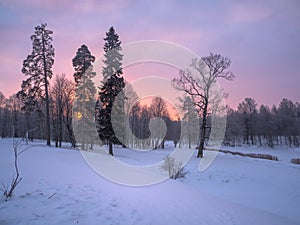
[0,0,299,108]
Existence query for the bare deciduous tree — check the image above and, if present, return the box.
[149,97,170,149]
[172,53,234,158]
[238,97,257,145]
[62,79,76,148]
[51,74,75,147]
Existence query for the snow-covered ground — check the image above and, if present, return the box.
[0,139,300,225]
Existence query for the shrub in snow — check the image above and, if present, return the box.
[291,158,300,165]
[161,156,187,180]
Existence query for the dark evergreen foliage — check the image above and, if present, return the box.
[102,27,123,81]
[72,45,96,85]
[96,27,125,155]
[18,23,54,146]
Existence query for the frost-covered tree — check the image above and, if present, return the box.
[20,23,55,146]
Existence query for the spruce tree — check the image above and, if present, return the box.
[96,27,125,155]
[102,27,123,80]
[72,45,97,150]
[20,23,54,146]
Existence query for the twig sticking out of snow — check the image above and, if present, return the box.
[48,192,57,199]
[1,139,22,201]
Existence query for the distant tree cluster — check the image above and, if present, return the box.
[125,96,180,150]
[224,98,300,148]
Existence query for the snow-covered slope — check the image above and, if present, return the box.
[0,139,299,225]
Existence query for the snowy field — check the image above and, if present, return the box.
[1,139,300,225]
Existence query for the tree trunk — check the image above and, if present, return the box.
[0,108,2,138]
[45,87,51,146]
[251,133,254,145]
[197,99,208,158]
[188,111,191,149]
[13,110,18,137]
[53,119,58,147]
[161,138,165,149]
[54,102,59,147]
[42,32,51,146]
[81,75,86,150]
[268,136,274,148]
[64,118,76,148]
[64,102,76,148]
[109,142,113,156]
[58,102,63,148]
[244,117,249,144]
[25,111,32,142]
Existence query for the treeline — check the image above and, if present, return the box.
[0,90,299,149]
[224,97,300,148]
[2,84,299,148]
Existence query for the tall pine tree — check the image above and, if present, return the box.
[20,23,54,146]
[72,45,97,150]
[72,45,96,85]
[96,27,125,155]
